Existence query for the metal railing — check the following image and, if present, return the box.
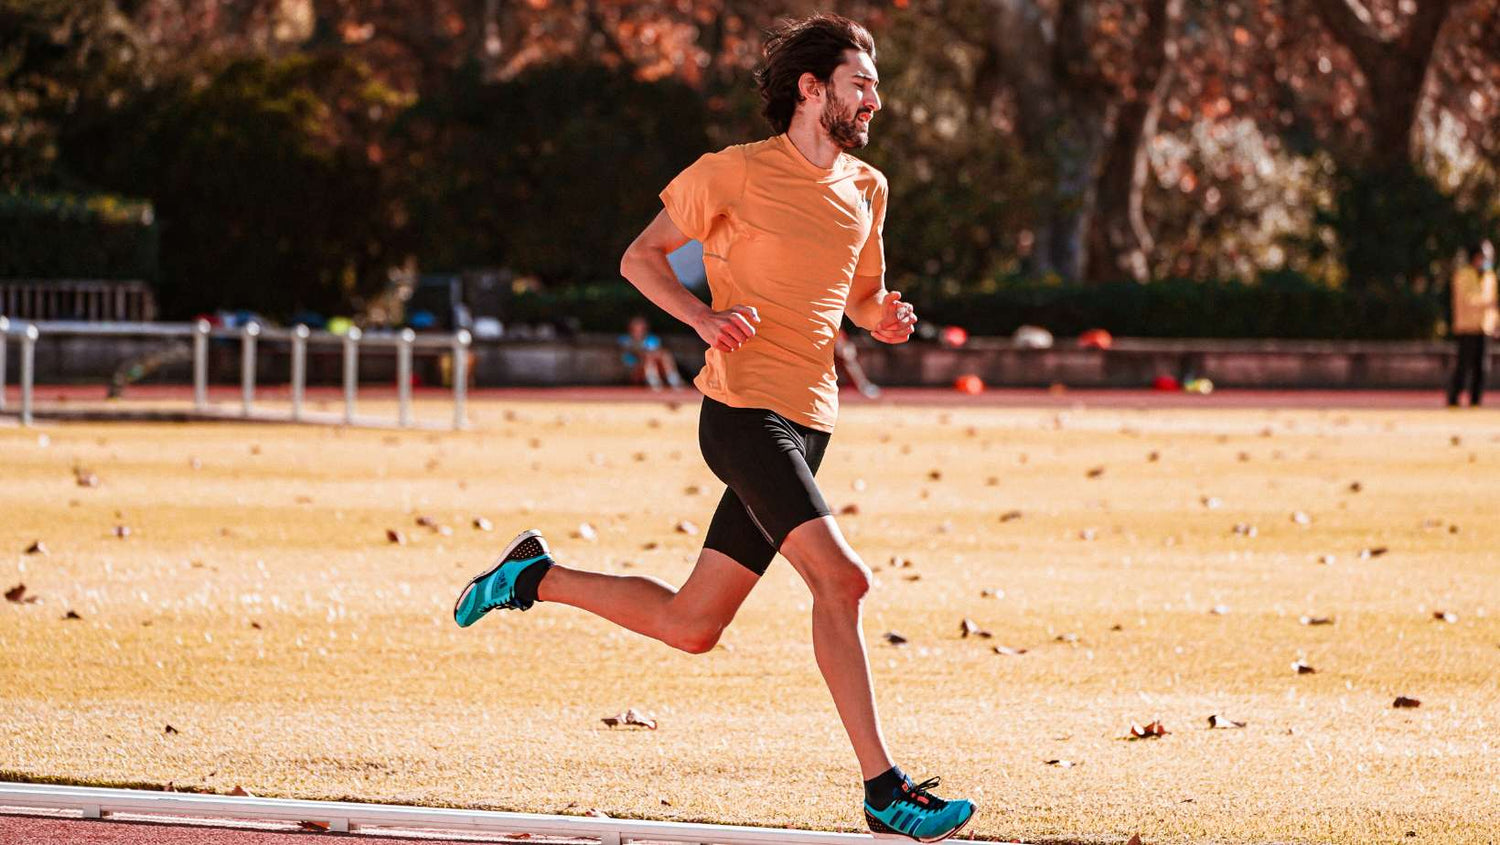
[0,317,471,430]
[0,783,879,844]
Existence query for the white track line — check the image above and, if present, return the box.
[0,783,884,844]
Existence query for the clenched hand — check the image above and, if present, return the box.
[872,291,916,344]
[696,305,761,353]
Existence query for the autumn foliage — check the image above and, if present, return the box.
[2,0,1497,327]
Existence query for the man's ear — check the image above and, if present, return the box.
[797,71,823,103]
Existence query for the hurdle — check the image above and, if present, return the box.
[0,783,883,844]
[0,318,472,430]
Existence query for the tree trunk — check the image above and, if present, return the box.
[1086,0,1182,283]
[986,0,1114,281]
[1305,0,1463,168]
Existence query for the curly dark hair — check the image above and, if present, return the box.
[755,14,877,135]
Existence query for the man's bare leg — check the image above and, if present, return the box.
[536,548,758,654]
[778,515,895,780]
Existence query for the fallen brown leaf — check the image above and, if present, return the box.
[164,724,179,734]
[1086,466,1106,478]
[601,708,657,730]
[1128,720,1169,739]
[5,584,27,603]
[1393,696,1421,709]
[959,618,992,639]
[999,510,1023,523]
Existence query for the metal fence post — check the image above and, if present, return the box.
[397,328,414,428]
[0,315,9,413]
[291,325,308,422]
[21,324,37,427]
[193,319,209,411]
[452,329,471,431]
[241,322,260,418]
[343,327,361,424]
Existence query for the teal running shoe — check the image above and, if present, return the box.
[453,529,553,627]
[864,776,975,843]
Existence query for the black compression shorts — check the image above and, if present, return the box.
[697,396,832,576]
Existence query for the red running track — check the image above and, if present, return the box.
[0,384,1469,411]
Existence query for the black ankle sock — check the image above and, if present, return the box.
[512,559,553,607]
[864,765,908,810]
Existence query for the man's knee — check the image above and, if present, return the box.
[666,621,722,654]
[809,555,872,606]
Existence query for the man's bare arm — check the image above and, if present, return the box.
[847,272,916,344]
[620,210,760,352]
[846,273,891,331]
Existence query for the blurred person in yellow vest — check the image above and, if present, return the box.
[1447,240,1497,407]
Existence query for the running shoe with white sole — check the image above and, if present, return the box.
[864,776,975,843]
[453,529,553,627]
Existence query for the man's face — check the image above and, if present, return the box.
[818,50,881,151]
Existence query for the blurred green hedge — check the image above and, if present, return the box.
[0,192,159,280]
[508,274,1443,340]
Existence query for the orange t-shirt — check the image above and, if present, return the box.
[659,134,887,432]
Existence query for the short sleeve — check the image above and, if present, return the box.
[659,148,746,242]
[855,177,887,277]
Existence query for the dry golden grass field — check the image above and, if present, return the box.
[3,397,1499,845]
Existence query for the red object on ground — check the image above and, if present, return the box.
[1152,375,1180,392]
[1077,329,1113,349]
[954,374,985,395]
[940,325,969,348]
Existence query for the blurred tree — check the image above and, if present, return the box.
[62,52,407,317]
[389,61,711,283]
[1304,0,1465,169]
[0,0,148,191]
[980,0,1184,283]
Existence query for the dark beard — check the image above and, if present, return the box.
[820,91,870,151]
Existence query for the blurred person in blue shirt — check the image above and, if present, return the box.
[619,315,685,390]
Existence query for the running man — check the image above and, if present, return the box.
[454,14,975,842]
